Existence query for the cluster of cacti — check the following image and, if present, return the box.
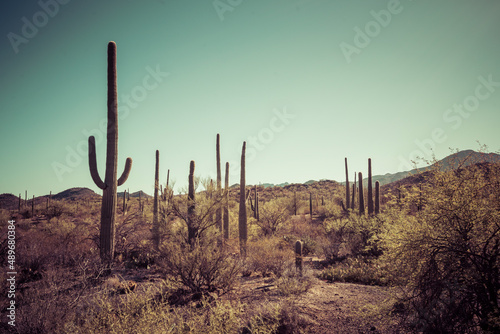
[153,150,160,249]
[239,142,247,257]
[251,185,260,221]
[88,41,132,262]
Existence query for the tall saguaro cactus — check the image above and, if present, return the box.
[88,41,132,262]
[216,134,223,235]
[367,158,374,215]
[345,158,350,210]
[224,162,230,240]
[239,142,247,257]
[358,172,364,215]
[188,160,196,245]
[153,150,160,249]
[375,181,380,215]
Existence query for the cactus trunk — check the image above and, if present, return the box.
[367,158,374,215]
[239,142,247,257]
[375,181,380,215]
[88,41,132,262]
[345,158,350,211]
[224,162,230,240]
[358,172,364,215]
[153,150,160,249]
[309,192,313,218]
[216,134,223,236]
[188,160,196,245]
[295,240,303,276]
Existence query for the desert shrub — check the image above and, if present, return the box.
[321,214,383,263]
[276,265,315,296]
[382,161,500,333]
[245,236,294,277]
[319,257,389,286]
[158,231,241,296]
[254,197,292,236]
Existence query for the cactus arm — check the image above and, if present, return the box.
[117,157,132,186]
[88,136,106,190]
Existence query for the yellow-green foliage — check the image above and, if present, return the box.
[246,236,294,277]
[380,162,500,333]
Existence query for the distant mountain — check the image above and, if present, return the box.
[359,150,500,187]
[52,187,100,201]
[118,190,151,198]
[0,193,20,210]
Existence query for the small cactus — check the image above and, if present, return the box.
[239,142,247,257]
[295,240,303,275]
[358,172,365,215]
[375,180,380,215]
[88,41,132,262]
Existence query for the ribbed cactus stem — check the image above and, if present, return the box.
[309,192,313,219]
[153,150,160,249]
[239,142,247,257]
[216,134,222,236]
[358,172,364,215]
[224,162,230,240]
[295,240,303,275]
[87,41,132,262]
[345,158,350,211]
[255,188,259,221]
[351,172,356,210]
[294,191,297,215]
[367,158,374,215]
[375,181,380,215]
[188,160,196,245]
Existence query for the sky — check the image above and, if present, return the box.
[1,0,499,197]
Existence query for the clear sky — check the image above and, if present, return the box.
[1,0,499,197]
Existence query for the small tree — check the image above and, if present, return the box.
[383,160,500,332]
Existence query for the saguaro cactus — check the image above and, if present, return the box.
[309,192,313,218]
[153,150,160,249]
[367,158,374,215]
[216,134,223,235]
[255,188,260,221]
[295,240,303,276]
[351,172,356,210]
[239,142,247,257]
[224,162,230,240]
[88,41,132,262]
[188,160,196,245]
[375,180,380,215]
[358,172,364,215]
[345,158,350,211]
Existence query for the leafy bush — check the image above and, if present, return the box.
[319,257,389,286]
[381,161,500,333]
[245,236,294,277]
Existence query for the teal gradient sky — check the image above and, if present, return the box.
[1,0,499,196]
